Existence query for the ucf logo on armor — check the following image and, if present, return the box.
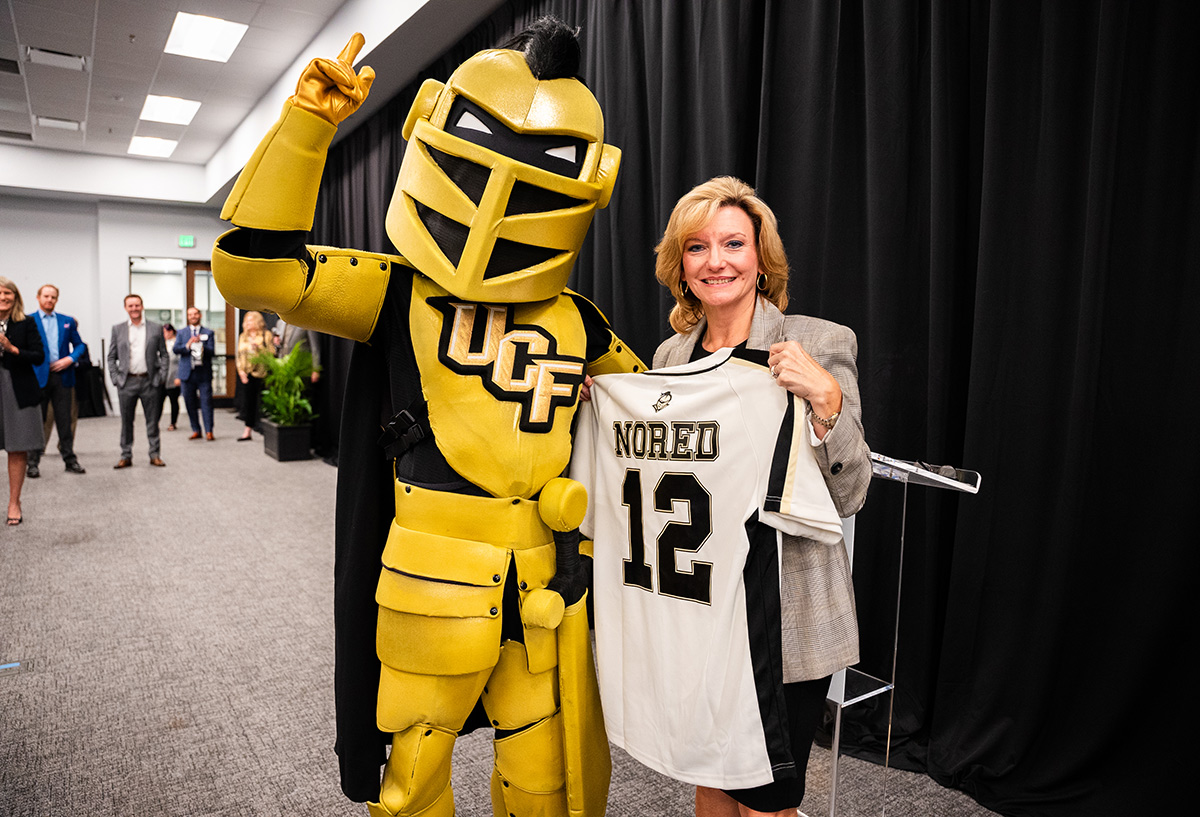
[431,297,586,433]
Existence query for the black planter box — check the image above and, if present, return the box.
[262,420,312,461]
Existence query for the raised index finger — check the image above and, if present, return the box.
[338,32,366,65]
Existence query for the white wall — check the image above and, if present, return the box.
[1,195,102,349]
[0,193,224,404]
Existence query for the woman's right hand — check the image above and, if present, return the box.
[239,372,249,384]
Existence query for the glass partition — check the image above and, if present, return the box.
[193,268,229,396]
[128,256,232,398]
[129,257,185,328]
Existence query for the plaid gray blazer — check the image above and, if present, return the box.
[653,297,871,682]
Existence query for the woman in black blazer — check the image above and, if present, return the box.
[0,276,46,526]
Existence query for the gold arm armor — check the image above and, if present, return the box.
[589,332,645,376]
[572,291,645,375]
[212,237,394,343]
[211,98,394,342]
[221,102,335,232]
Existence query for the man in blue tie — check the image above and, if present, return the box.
[28,284,88,477]
[173,306,216,440]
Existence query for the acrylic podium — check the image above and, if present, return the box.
[824,453,981,817]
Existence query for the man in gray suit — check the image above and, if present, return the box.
[107,294,169,468]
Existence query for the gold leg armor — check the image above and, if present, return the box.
[370,726,458,817]
[372,482,608,816]
[485,641,566,816]
[557,594,610,817]
[490,712,569,817]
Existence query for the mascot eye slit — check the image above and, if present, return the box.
[545,144,576,162]
[456,110,492,135]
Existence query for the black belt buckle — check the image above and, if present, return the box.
[378,406,428,460]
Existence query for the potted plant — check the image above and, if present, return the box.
[250,345,319,461]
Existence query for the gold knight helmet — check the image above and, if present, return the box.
[385,18,621,304]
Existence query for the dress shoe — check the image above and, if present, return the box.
[149,458,166,467]
[206,432,215,441]
[26,464,39,479]
[65,461,86,474]
[189,431,202,440]
[113,459,133,469]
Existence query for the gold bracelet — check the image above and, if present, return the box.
[810,407,840,429]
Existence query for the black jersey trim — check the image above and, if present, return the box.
[676,344,768,375]
[742,512,797,779]
[763,394,798,513]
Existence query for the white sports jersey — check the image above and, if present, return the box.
[570,347,842,789]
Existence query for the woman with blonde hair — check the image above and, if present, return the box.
[235,310,276,441]
[0,277,46,525]
[652,177,871,817]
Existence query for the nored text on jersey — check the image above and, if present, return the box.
[612,420,720,461]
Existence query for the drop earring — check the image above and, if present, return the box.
[757,272,768,291]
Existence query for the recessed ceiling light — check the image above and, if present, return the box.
[163,12,248,63]
[129,135,178,158]
[36,116,82,131]
[140,95,201,125]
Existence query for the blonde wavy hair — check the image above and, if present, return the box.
[241,310,265,332]
[654,176,790,334]
[0,276,27,321]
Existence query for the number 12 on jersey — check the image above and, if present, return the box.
[621,468,714,605]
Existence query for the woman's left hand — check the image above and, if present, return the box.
[767,341,843,436]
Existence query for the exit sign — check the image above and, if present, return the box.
[179,235,195,248]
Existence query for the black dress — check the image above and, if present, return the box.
[0,316,46,452]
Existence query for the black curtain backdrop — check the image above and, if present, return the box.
[306,2,1196,814]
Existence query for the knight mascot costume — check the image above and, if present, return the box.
[211,18,642,816]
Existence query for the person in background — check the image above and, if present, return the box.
[0,277,46,525]
[274,318,322,451]
[162,323,181,431]
[274,318,321,383]
[27,283,87,477]
[651,177,871,817]
[174,306,217,441]
[235,310,275,442]
[107,294,169,468]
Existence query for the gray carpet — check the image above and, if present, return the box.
[1,411,1000,817]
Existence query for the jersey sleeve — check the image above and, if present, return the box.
[760,392,844,544]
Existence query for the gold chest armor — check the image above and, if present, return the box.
[408,274,587,498]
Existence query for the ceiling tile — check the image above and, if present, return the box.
[0,109,31,133]
[11,1,95,56]
[1,0,496,200]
